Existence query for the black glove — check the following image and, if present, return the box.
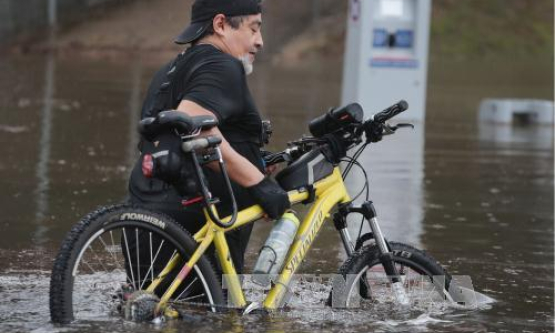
[247,177,290,219]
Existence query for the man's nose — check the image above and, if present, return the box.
[255,33,264,50]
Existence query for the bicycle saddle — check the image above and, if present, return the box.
[138,110,219,141]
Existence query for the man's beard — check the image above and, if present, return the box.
[239,55,254,75]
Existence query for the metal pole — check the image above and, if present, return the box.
[311,0,320,23]
[48,0,57,27]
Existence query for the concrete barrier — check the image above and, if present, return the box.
[478,98,554,125]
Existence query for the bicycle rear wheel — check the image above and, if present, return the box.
[49,204,224,324]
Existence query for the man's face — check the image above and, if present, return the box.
[221,14,264,66]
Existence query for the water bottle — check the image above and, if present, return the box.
[252,212,300,286]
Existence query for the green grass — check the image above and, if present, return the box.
[430,0,554,60]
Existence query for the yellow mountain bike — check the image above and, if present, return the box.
[49,101,453,324]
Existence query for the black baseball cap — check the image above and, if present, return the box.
[175,0,263,45]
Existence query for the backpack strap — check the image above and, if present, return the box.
[139,51,214,152]
[152,51,211,115]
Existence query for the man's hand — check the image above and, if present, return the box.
[265,164,279,175]
[247,177,290,219]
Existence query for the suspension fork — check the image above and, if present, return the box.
[333,210,355,257]
[335,201,409,304]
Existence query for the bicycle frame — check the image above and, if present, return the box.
[147,167,352,313]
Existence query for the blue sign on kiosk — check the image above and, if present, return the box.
[373,29,414,48]
[395,29,414,48]
[373,29,388,47]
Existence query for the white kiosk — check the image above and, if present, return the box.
[341,0,432,248]
[341,0,432,122]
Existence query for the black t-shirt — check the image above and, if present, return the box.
[129,44,264,214]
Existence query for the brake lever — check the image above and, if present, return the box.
[383,124,396,136]
[383,122,414,135]
[395,123,415,130]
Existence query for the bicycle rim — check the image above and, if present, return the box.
[67,222,216,320]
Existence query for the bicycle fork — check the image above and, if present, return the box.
[335,201,410,305]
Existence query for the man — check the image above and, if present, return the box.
[128,0,290,275]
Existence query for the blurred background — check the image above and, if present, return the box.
[0,1,553,332]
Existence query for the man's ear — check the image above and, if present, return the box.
[212,14,227,36]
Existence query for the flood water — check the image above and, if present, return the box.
[0,25,553,333]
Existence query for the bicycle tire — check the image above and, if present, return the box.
[49,204,225,324]
[332,242,451,308]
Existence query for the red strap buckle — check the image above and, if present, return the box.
[182,196,204,207]
[142,154,154,178]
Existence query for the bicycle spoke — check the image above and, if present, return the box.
[135,228,141,290]
[111,230,134,286]
[98,234,123,271]
[176,293,205,303]
[122,227,137,290]
[86,242,109,272]
[168,250,178,262]
[139,238,166,290]
[80,259,97,275]
[175,277,198,302]
[150,232,154,282]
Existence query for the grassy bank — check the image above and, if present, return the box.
[431,0,554,61]
[274,0,554,65]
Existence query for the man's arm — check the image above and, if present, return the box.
[177,100,264,187]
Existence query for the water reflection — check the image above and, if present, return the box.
[478,122,554,150]
[34,53,56,247]
[421,118,553,330]
[126,61,142,169]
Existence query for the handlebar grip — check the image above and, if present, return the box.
[263,153,285,165]
[182,136,222,152]
[372,100,409,123]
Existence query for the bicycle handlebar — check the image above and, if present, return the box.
[370,100,409,123]
[263,146,304,166]
[264,100,411,167]
[182,136,222,152]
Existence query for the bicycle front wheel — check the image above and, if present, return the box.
[49,204,224,324]
[334,242,452,308]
